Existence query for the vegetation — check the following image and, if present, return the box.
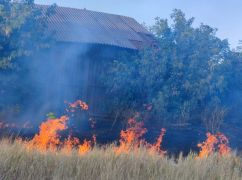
[0,0,55,69]
[0,2,242,180]
[0,0,55,117]
[104,9,242,132]
[0,140,242,180]
[0,2,241,134]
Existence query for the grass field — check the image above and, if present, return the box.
[0,140,242,180]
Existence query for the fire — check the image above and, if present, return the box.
[78,139,92,155]
[197,132,231,158]
[27,116,69,152]
[4,99,233,159]
[25,100,95,155]
[62,136,80,154]
[147,128,166,155]
[217,132,231,156]
[67,100,88,112]
[78,136,96,155]
[0,99,166,157]
[115,118,147,154]
[115,118,166,156]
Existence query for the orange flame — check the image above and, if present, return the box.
[62,136,80,154]
[78,135,96,155]
[217,132,231,156]
[24,100,96,155]
[147,128,166,155]
[115,118,147,154]
[115,118,166,156]
[27,116,69,152]
[78,139,92,155]
[67,100,88,112]
[197,132,231,159]
[5,97,233,160]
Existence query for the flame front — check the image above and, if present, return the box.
[25,100,93,155]
[7,99,232,159]
[27,116,69,152]
[115,118,147,154]
[217,132,231,156]
[62,136,80,154]
[67,100,88,112]
[78,139,92,155]
[197,132,231,159]
[25,111,166,156]
[115,118,166,156]
[147,128,166,155]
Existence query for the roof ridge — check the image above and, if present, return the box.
[35,4,134,21]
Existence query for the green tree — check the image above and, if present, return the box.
[0,0,56,116]
[0,0,55,69]
[105,9,231,131]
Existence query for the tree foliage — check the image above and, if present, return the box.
[0,0,55,114]
[105,9,238,130]
[236,40,242,53]
[0,0,55,69]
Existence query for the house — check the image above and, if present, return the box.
[33,5,154,124]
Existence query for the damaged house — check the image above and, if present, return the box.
[31,5,154,124]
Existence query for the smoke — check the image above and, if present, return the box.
[1,4,242,155]
[1,40,92,137]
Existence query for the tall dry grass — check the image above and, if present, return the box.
[0,139,242,180]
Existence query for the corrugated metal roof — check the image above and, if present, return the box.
[38,5,154,50]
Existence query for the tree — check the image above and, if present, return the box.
[104,9,231,130]
[0,0,56,116]
[236,40,242,53]
[0,0,55,69]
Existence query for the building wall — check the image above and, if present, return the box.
[85,45,131,119]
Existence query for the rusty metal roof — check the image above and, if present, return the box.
[38,5,154,50]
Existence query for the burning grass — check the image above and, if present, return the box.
[18,100,167,157]
[0,100,238,179]
[0,139,242,180]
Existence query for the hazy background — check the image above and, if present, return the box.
[35,0,242,48]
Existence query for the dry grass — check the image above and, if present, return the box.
[0,140,242,180]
